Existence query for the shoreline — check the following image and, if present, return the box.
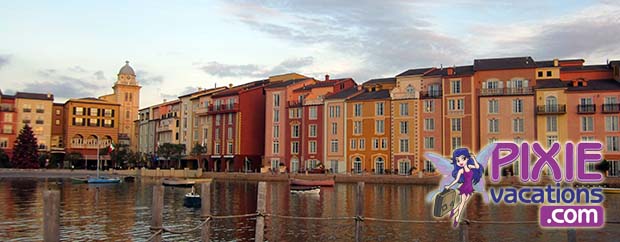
[1,168,619,187]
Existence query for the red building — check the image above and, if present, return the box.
[0,91,16,158]
[207,80,270,172]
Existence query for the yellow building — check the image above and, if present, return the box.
[15,92,54,151]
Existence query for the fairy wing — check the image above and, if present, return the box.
[472,143,497,203]
[423,152,454,203]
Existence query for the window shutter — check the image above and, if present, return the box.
[111,120,114,128]
[507,80,512,88]
[112,110,115,117]
[498,81,504,89]
[482,81,487,89]
[73,107,76,115]
[72,118,76,125]
[523,80,529,87]
[87,108,90,116]
[97,109,101,116]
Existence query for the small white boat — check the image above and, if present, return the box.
[290,186,320,194]
[184,186,201,207]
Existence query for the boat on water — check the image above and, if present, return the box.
[290,186,320,194]
[123,176,136,182]
[163,178,211,187]
[183,186,201,207]
[71,177,88,183]
[88,177,121,184]
[290,178,335,187]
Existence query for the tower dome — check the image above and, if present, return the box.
[118,61,136,76]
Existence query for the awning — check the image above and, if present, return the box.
[210,155,222,158]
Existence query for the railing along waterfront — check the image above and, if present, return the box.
[42,182,615,242]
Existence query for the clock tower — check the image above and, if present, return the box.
[113,61,141,149]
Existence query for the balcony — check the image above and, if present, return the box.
[479,87,533,96]
[287,101,303,107]
[1,106,15,112]
[536,105,566,115]
[577,104,596,114]
[420,90,442,99]
[207,103,239,114]
[602,103,620,113]
[195,106,209,115]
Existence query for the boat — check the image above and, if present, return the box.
[290,178,335,187]
[123,176,136,182]
[71,177,88,183]
[290,186,320,194]
[183,186,201,207]
[88,177,121,184]
[163,178,212,187]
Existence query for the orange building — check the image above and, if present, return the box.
[441,65,476,159]
[324,87,362,173]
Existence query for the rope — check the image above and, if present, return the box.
[364,217,449,223]
[161,217,211,234]
[266,213,355,221]
[211,213,259,219]
[145,229,163,242]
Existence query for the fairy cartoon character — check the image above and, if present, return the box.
[424,144,496,227]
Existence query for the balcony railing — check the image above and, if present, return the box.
[287,101,303,107]
[602,103,620,113]
[36,109,44,113]
[207,103,239,114]
[577,104,596,114]
[536,105,566,114]
[479,87,533,96]
[420,90,442,99]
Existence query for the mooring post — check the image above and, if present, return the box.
[43,190,60,242]
[151,185,164,242]
[459,223,468,242]
[201,182,212,241]
[355,182,364,242]
[255,182,266,242]
[567,229,576,242]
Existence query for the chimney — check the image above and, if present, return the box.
[357,86,363,91]
[198,87,203,91]
[325,74,330,81]
[163,99,167,103]
[440,64,443,70]
[553,58,559,67]
[447,67,454,76]
[46,92,51,98]
[229,83,233,88]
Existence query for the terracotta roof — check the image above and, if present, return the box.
[396,67,434,77]
[535,79,566,89]
[265,78,313,89]
[211,79,269,98]
[15,91,54,100]
[535,59,585,68]
[444,65,475,76]
[535,79,620,91]
[363,77,396,85]
[561,65,610,72]
[423,68,443,76]
[474,56,536,71]
[348,89,391,101]
[293,79,352,92]
[325,86,361,100]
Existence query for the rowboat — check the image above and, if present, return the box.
[290,178,335,187]
[290,186,320,194]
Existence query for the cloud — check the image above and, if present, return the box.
[22,68,109,100]
[199,56,315,77]
[93,70,106,80]
[0,54,10,69]
[135,70,164,85]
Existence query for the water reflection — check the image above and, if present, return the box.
[0,178,618,241]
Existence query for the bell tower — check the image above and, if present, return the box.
[113,61,141,149]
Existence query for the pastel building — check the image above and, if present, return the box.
[15,92,55,152]
[441,65,476,158]
[324,87,362,173]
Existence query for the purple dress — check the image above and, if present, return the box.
[458,169,474,195]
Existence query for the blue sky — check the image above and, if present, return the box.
[0,0,618,108]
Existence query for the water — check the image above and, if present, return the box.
[0,177,619,241]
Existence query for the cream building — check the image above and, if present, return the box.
[15,92,54,151]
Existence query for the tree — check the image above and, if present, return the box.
[157,143,185,168]
[0,149,10,168]
[11,125,39,168]
[190,143,207,170]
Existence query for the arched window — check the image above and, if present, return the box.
[102,135,113,146]
[399,159,411,175]
[71,134,84,148]
[86,135,98,148]
[406,85,415,95]
[353,157,362,174]
[291,158,299,173]
[375,157,385,174]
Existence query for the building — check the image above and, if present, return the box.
[138,106,158,158]
[0,91,16,157]
[14,92,54,152]
[324,86,362,173]
[346,78,396,174]
[441,65,476,160]
[50,103,65,159]
[99,61,141,149]
[189,86,228,169]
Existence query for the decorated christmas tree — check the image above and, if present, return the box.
[11,125,39,169]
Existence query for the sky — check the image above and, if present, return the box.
[0,0,619,108]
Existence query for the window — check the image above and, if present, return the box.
[372,138,379,150]
[215,128,220,139]
[272,141,279,154]
[489,119,499,133]
[103,119,113,128]
[451,118,462,131]
[89,108,98,116]
[451,80,461,94]
[329,105,341,118]
[449,99,464,111]
[425,160,436,173]
[424,100,434,113]
[55,109,60,115]
[375,157,385,174]
[309,125,317,137]
[513,118,524,133]
[606,116,619,131]
[4,113,12,122]
[23,104,32,113]
[538,71,543,77]
[331,122,337,135]
[424,118,434,131]
[406,85,415,94]
[581,116,594,132]
[399,160,411,175]
[292,125,300,138]
[2,125,12,134]
[273,94,280,107]
[273,125,279,138]
[273,109,280,122]
[547,116,558,132]
[126,111,130,119]
[309,106,317,120]
[513,99,523,113]
[291,141,299,154]
[75,107,83,115]
[227,127,232,139]
[375,120,384,134]
[605,97,618,105]
[582,136,595,141]
[350,139,357,150]
[227,142,233,154]
[216,114,221,125]
[228,113,233,125]
[381,138,387,149]
[309,141,317,154]
[607,136,620,151]
[452,137,462,150]
[73,117,84,126]
[400,103,409,116]
[0,138,7,148]
[547,71,552,77]
[400,139,409,153]
[354,104,362,116]
[330,140,338,153]
[424,137,434,149]
[335,106,341,117]
[104,109,113,117]
[400,121,409,134]
[359,139,365,150]
[488,100,499,114]
[376,102,384,116]
[547,136,558,147]
[289,108,301,118]
[353,157,362,174]
[354,121,362,134]
[485,80,499,89]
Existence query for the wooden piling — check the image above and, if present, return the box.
[201,182,212,241]
[43,190,60,242]
[567,229,576,242]
[459,223,468,242]
[355,182,364,242]
[151,185,164,242]
[255,182,266,242]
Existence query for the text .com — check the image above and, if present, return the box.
[539,206,604,228]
